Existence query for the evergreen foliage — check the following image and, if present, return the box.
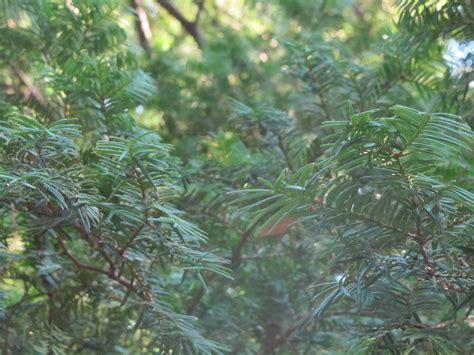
[240,105,473,353]
[0,1,228,353]
[0,0,473,354]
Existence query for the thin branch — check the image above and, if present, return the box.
[11,66,57,117]
[156,0,204,48]
[130,0,153,51]
[262,313,310,354]
[187,228,254,315]
[303,56,332,121]
[118,223,146,256]
[387,316,474,330]
[57,230,111,276]
[193,0,205,25]
[231,229,253,264]
[275,131,295,172]
[56,228,153,302]
[186,273,215,315]
[73,224,117,275]
[114,159,153,256]
[396,156,467,293]
[353,4,372,35]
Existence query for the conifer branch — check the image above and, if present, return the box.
[11,66,59,118]
[56,228,153,302]
[156,0,204,48]
[187,228,253,315]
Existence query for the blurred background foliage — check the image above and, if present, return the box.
[1,0,473,353]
